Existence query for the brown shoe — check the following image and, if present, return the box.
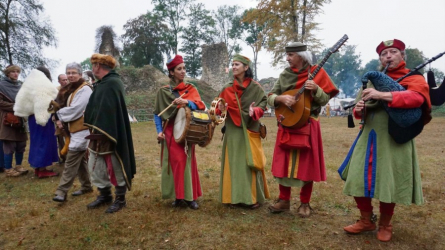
[377,213,393,242]
[14,166,29,175]
[5,168,22,177]
[344,211,377,234]
[268,199,290,213]
[297,203,313,218]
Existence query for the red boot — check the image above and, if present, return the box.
[37,168,59,178]
[344,211,377,234]
[377,213,393,242]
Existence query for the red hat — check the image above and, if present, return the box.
[376,39,405,55]
[166,55,184,70]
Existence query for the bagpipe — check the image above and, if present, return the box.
[345,51,445,144]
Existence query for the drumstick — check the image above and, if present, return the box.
[157,91,189,116]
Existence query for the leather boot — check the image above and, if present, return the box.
[377,213,393,242]
[105,186,127,213]
[105,195,126,213]
[297,203,313,218]
[87,187,112,209]
[344,211,377,234]
[268,199,290,213]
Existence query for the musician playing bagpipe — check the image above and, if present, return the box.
[267,42,339,217]
[217,54,269,209]
[154,55,206,210]
[339,39,432,242]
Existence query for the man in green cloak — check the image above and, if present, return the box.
[84,53,136,213]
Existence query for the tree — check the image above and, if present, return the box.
[361,59,380,73]
[241,9,269,80]
[121,12,173,70]
[81,57,92,71]
[405,48,426,74]
[0,0,57,73]
[152,0,195,55]
[213,5,243,66]
[321,45,362,97]
[180,3,215,78]
[244,0,331,66]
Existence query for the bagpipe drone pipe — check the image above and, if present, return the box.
[427,69,445,106]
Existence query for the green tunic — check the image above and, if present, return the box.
[219,80,269,205]
[338,82,423,205]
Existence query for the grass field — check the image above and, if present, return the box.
[0,116,444,249]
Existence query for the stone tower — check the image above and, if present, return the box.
[201,43,229,92]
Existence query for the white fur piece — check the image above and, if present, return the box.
[14,69,58,126]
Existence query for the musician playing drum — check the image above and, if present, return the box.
[154,55,206,210]
[339,39,432,242]
[218,54,269,209]
[267,42,338,217]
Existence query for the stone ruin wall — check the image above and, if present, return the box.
[201,43,229,92]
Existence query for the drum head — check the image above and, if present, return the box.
[174,107,191,143]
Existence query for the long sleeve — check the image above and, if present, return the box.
[56,86,92,122]
[154,114,163,134]
[387,90,424,108]
[312,87,331,106]
[0,98,14,112]
[187,100,197,110]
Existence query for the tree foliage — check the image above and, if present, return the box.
[321,45,362,97]
[213,5,243,65]
[121,12,173,70]
[244,0,331,66]
[180,3,216,78]
[152,0,195,55]
[0,0,57,73]
[241,9,270,80]
[80,57,92,71]
[405,48,426,74]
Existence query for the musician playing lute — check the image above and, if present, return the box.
[267,42,338,217]
[339,39,432,242]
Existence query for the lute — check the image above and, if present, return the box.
[275,34,348,128]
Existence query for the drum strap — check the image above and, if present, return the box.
[172,89,180,98]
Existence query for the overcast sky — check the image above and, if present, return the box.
[42,0,445,83]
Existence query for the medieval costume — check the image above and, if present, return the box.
[267,43,338,216]
[339,39,431,242]
[0,65,28,177]
[53,72,93,201]
[14,69,59,178]
[218,54,269,207]
[84,53,136,213]
[154,55,206,209]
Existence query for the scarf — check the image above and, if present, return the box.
[290,65,339,98]
[0,77,21,101]
[218,77,252,126]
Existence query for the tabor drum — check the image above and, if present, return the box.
[173,106,214,147]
